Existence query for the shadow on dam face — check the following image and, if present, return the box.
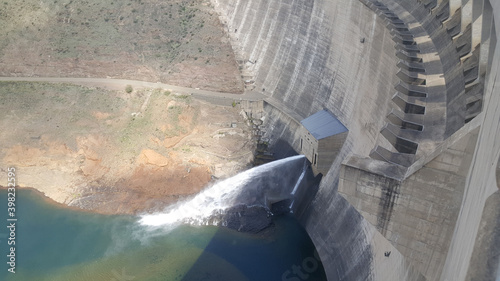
[467,191,500,281]
[496,155,500,189]
[232,154,323,217]
[270,139,301,160]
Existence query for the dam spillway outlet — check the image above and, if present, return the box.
[139,155,313,229]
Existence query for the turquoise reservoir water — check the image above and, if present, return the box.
[0,189,327,281]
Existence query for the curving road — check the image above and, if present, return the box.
[0,76,265,102]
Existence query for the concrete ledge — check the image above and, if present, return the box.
[345,110,482,182]
[397,68,427,85]
[386,110,424,131]
[381,124,419,154]
[444,7,462,37]
[384,122,423,141]
[404,114,482,178]
[396,81,427,97]
[344,155,407,181]
[393,92,427,108]
[434,1,450,23]
[370,145,416,167]
[395,43,421,53]
[397,50,424,62]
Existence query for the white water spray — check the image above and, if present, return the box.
[139,155,308,228]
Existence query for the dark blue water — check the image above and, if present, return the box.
[0,189,326,281]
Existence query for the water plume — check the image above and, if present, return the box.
[139,155,309,228]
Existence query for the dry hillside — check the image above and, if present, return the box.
[0,0,243,92]
[0,82,255,214]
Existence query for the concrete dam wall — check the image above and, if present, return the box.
[211,0,500,280]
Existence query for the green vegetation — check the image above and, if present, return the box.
[0,0,220,69]
[125,85,133,93]
[164,105,186,137]
[117,88,197,153]
[175,94,190,100]
[0,81,124,142]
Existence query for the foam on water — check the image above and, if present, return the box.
[139,155,308,227]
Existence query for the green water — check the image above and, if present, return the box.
[0,189,327,281]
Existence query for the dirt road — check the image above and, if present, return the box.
[0,76,265,101]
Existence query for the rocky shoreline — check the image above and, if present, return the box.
[0,82,256,215]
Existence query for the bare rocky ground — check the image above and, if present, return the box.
[0,82,255,214]
[0,0,253,214]
[0,0,243,93]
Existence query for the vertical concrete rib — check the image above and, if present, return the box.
[234,0,252,41]
[435,0,451,22]
[461,0,473,33]
[247,0,274,72]
[277,2,316,106]
[471,0,484,50]
[250,0,283,88]
[212,0,500,280]
[465,191,500,281]
[440,36,500,281]
[479,0,493,78]
[259,1,294,94]
[449,0,462,16]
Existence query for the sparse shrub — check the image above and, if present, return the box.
[125,85,133,93]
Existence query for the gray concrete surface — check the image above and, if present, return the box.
[212,0,401,158]
[466,191,500,281]
[439,23,500,280]
[211,0,500,280]
[340,127,479,280]
[3,0,500,280]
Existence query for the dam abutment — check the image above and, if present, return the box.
[209,0,500,280]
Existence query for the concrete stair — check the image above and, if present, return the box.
[395,81,427,97]
[370,145,416,167]
[444,7,462,37]
[434,0,450,22]
[395,42,421,53]
[453,24,473,58]
[396,49,423,63]
[464,82,484,123]
[397,60,426,73]
[392,92,427,114]
[359,0,485,171]
[386,110,424,131]
[360,0,449,167]
[381,123,419,154]
[418,0,437,10]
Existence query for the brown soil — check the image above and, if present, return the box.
[0,82,255,214]
[0,0,243,93]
